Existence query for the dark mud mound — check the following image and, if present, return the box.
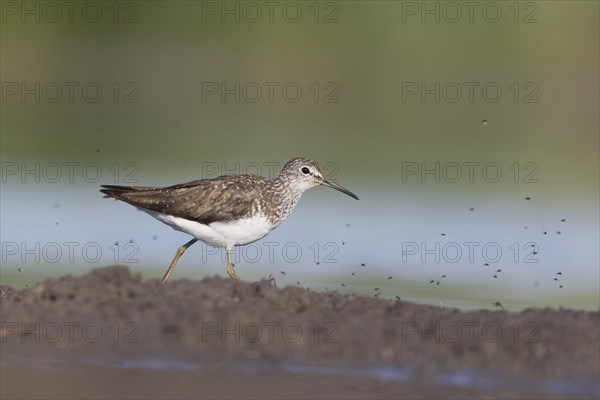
[1,266,598,399]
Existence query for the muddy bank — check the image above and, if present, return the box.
[1,266,598,399]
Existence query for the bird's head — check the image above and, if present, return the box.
[278,157,359,200]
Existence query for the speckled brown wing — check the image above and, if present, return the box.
[100,176,262,225]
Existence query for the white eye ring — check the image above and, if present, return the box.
[301,167,310,174]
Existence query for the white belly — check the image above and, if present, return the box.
[141,209,275,250]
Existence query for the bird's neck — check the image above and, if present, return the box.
[268,176,304,223]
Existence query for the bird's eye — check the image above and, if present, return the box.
[301,167,310,174]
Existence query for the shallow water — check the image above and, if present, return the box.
[4,350,598,399]
[2,185,599,311]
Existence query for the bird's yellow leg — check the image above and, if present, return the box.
[161,238,198,285]
[226,250,239,280]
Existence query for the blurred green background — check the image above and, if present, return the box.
[1,1,598,310]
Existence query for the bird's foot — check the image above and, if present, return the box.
[227,263,239,280]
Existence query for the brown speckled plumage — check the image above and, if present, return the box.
[100,157,358,282]
[101,158,353,226]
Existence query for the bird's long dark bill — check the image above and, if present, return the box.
[322,179,359,200]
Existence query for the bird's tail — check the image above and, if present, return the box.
[100,184,167,211]
[100,184,141,199]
